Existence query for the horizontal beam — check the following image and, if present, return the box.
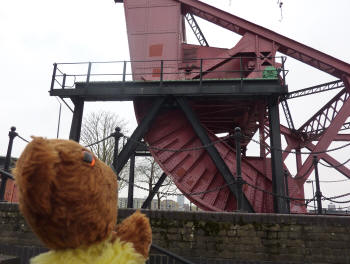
[50,79,286,101]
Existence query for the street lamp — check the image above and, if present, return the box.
[306,180,316,213]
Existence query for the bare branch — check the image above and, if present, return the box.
[80,110,129,191]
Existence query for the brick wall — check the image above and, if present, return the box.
[1,203,350,264]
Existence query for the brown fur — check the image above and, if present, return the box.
[14,137,152,256]
[114,210,152,258]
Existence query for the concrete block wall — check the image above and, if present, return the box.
[1,203,350,264]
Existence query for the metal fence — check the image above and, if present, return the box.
[50,56,287,91]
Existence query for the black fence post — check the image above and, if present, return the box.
[86,62,92,84]
[235,127,243,211]
[62,73,66,89]
[127,153,135,208]
[112,127,123,178]
[313,155,323,214]
[50,63,57,91]
[122,61,127,82]
[160,60,164,86]
[0,127,18,201]
[284,169,290,213]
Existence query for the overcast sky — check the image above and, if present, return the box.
[1,0,350,208]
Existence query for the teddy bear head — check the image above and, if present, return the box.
[14,137,118,250]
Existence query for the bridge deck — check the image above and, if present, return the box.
[50,79,287,101]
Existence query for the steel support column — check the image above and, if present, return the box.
[114,97,166,174]
[268,97,289,214]
[142,172,167,209]
[176,97,254,212]
[69,98,85,142]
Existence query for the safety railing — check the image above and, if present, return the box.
[50,56,288,91]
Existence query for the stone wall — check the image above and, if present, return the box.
[1,203,350,264]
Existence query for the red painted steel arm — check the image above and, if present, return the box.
[305,142,350,179]
[292,97,350,187]
[175,0,350,78]
[298,89,349,139]
[280,125,297,161]
[280,124,293,137]
[334,134,350,141]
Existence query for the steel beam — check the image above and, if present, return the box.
[281,99,295,130]
[176,97,254,212]
[268,97,289,213]
[141,172,167,209]
[114,97,166,174]
[285,80,344,100]
[51,79,286,101]
[175,0,350,78]
[69,98,84,142]
[305,142,350,179]
[292,95,350,190]
[280,125,299,162]
[185,13,209,47]
[333,134,350,141]
[298,89,349,141]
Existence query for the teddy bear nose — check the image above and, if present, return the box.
[82,151,95,167]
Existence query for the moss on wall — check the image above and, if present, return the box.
[1,204,350,264]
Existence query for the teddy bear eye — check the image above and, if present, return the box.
[82,151,95,167]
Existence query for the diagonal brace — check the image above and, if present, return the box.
[114,97,166,174]
[185,13,209,47]
[176,97,254,212]
[142,172,167,209]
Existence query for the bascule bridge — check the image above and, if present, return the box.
[50,0,350,214]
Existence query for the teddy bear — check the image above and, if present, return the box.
[14,137,152,264]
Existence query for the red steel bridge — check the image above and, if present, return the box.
[50,0,350,214]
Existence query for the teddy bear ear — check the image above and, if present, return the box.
[15,137,60,215]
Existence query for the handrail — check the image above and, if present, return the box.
[50,56,287,91]
[55,56,286,65]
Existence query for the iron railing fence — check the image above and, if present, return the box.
[50,56,288,91]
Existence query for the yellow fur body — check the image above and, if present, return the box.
[31,238,146,264]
